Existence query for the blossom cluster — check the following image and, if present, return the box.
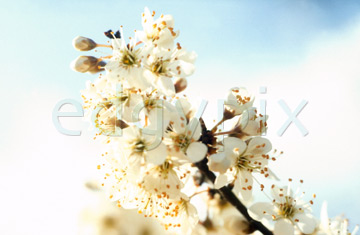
[71,7,358,235]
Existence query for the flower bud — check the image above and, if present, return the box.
[72,36,97,51]
[174,77,187,93]
[70,56,104,74]
[88,61,106,74]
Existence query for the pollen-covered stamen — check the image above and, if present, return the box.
[236,95,251,105]
[235,155,261,172]
[237,156,251,169]
[166,198,190,220]
[157,160,172,176]
[277,196,297,219]
[231,88,251,105]
[144,97,162,111]
[151,59,165,74]
[133,139,146,152]
[171,133,191,152]
[121,51,137,66]
[150,58,171,76]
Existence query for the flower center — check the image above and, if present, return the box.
[151,60,166,74]
[236,156,249,169]
[133,140,146,152]
[235,155,260,171]
[172,134,191,151]
[278,196,296,218]
[144,98,159,110]
[121,51,137,66]
[156,160,173,178]
[162,160,170,170]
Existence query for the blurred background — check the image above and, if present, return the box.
[0,0,359,234]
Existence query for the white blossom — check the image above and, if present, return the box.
[166,117,208,163]
[121,125,168,165]
[209,136,272,201]
[225,87,254,115]
[136,7,179,48]
[142,45,197,96]
[249,185,317,235]
[105,37,150,90]
[230,107,268,140]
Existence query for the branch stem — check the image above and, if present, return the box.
[195,158,273,235]
[211,118,225,133]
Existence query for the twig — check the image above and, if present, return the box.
[195,158,273,235]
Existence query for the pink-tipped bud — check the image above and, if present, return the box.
[174,78,187,93]
[72,36,97,51]
[70,56,105,74]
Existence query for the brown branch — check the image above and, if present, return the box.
[195,158,273,235]
[197,118,273,235]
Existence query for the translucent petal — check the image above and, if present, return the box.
[246,137,272,155]
[224,137,247,156]
[293,213,317,234]
[186,142,207,163]
[158,76,175,96]
[248,202,275,221]
[145,143,167,165]
[274,219,294,235]
[214,174,229,189]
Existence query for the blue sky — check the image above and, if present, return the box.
[1,0,360,234]
[1,0,360,91]
[1,0,359,133]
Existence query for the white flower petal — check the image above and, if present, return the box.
[214,174,230,189]
[246,137,272,155]
[248,202,275,221]
[126,68,151,90]
[154,14,174,28]
[186,142,207,163]
[209,152,226,163]
[168,59,195,77]
[293,213,317,234]
[157,76,175,96]
[320,201,330,230]
[176,98,193,118]
[177,50,197,63]
[238,171,253,201]
[171,113,186,134]
[209,153,231,173]
[157,29,175,48]
[122,126,139,139]
[145,143,167,165]
[225,87,254,115]
[224,137,247,156]
[274,219,295,235]
[147,107,170,133]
